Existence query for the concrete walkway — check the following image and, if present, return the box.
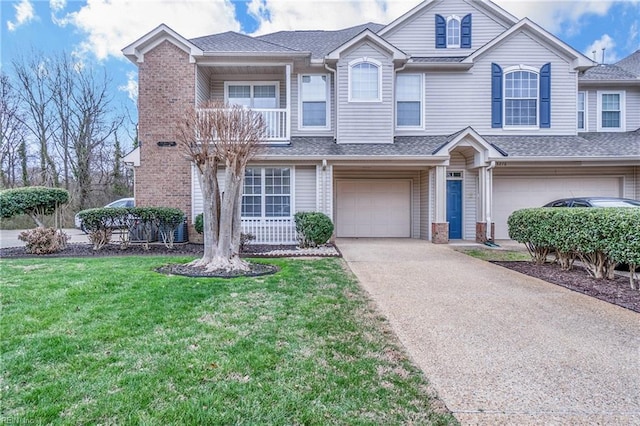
[337,238,640,425]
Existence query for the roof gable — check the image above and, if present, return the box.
[122,24,203,63]
[462,18,594,71]
[378,0,517,37]
[325,29,407,60]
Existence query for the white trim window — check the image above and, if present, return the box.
[446,15,461,48]
[577,91,586,131]
[349,58,382,102]
[299,74,329,128]
[242,167,291,218]
[504,67,539,127]
[396,74,423,127]
[597,91,625,131]
[225,82,279,109]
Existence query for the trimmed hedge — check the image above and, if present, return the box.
[508,207,640,285]
[0,187,69,227]
[77,206,185,250]
[294,212,334,248]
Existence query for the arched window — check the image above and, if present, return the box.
[349,58,381,101]
[446,16,461,47]
[504,68,539,126]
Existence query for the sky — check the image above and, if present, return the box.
[2,0,639,148]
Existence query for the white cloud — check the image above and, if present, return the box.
[49,0,66,13]
[53,0,240,61]
[247,0,416,35]
[584,34,618,63]
[119,71,138,104]
[628,19,639,50]
[6,0,36,32]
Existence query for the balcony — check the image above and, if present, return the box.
[196,107,289,143]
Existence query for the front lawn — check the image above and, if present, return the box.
[1,256,455,425]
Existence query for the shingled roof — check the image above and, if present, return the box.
[190,31,299,53]
[615,49,640,76]
[256,23,385,60]
[580,50,640,81]
[258,130,640,160]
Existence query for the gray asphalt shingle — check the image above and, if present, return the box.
[615,49,640,76]
[190,31,298,53]
[580,63,639,81]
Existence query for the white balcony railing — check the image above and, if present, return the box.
[197,108,288,142]
[241,217,297,245]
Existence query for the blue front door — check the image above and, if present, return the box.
[447,180,463,239]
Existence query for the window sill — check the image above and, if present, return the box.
[502,126,540,131]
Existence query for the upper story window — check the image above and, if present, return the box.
[505,68,539,127]
[349,58,381,102]
[242,167,291,218]
[436,14,472,49]
[577,91,586,131]
[597,91,625,131]
[446,16,461,47]
[396,74,423,127]
[300,74,329,128]
[226,82,278,109]
[491,63,551,129]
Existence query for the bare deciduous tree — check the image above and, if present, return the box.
[0,73,27,188]
[176,100,265,272]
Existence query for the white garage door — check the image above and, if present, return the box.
[493,176,621,239]
[336,180,411,237]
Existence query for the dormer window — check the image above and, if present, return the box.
[447,16,461,48]
[436,14,472,49]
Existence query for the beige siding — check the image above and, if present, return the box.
[384,0,508,57]
[336,42,394,144]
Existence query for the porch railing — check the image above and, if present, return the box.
[197,108,288,142]
[241,217,297,245]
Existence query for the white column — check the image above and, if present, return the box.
[478,166,487,221]
[435,165,447,223]
[285,64,291,140]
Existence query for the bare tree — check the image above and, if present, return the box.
[12,52,59,186]
[0,73,27,188]
[176,100,265,272]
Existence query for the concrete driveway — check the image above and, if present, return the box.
[337,238,640,425]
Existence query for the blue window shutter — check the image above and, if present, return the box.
[435,14,446,48]
[491,63,503,128]
[461,14,472,48]
[540,63,551,128]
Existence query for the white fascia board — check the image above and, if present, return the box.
[122,24,203,64]
[325,29,408,61]
[492,156,640,164]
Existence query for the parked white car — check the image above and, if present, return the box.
[75,198,135,233]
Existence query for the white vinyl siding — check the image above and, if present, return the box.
[424,31,577,135]
[383,0,509,57]
[337,42,394,144]
[295,166,317,212]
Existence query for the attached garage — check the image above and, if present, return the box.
[336,179,411,237]
[493,176,622,239]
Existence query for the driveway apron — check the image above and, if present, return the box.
[337,238,640,425]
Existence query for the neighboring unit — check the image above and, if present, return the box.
[123,0,640,244]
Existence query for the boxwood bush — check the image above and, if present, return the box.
[508,207,640,287]
[294,212,334,248]
[77,206,185,250]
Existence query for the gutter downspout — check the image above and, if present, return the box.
[324,63,337,142]
[485,160,496,242]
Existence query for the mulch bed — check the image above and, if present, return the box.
[493,261,639,313]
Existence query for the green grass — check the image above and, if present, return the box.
[455,247,530,262]
[0,256,456,425]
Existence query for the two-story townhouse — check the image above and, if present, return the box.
[123,0,640,244]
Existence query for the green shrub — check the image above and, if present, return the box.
[18,227,69,254]
[194,212,204,234]
[294,212,334,248]
[508,207,640,283]
[0,187,69,227]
